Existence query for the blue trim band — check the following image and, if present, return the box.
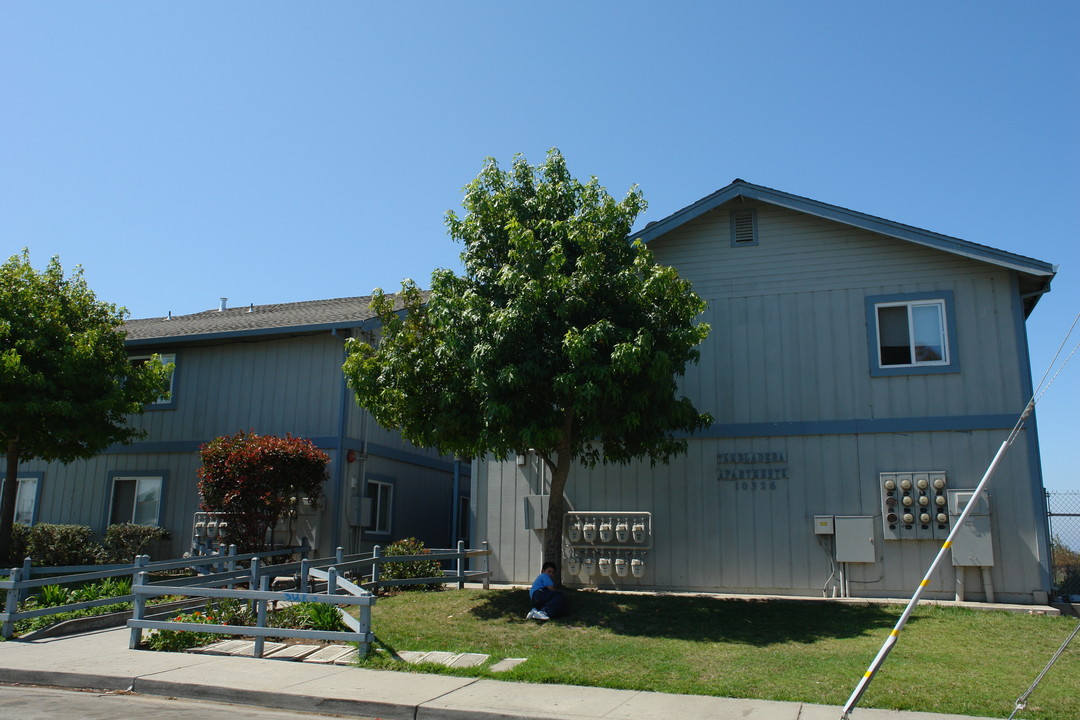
[1011,273,1051,592]
[101,437,466,475]
[690,413,1018,439]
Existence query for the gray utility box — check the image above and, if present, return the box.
[524,494,549,530]
[948,490,994,567]
[835,516,876,563]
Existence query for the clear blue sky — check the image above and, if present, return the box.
[3,3,1078,492]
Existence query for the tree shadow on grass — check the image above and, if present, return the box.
[470,589,911,647]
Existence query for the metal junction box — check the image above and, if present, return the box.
[834,516,876,563]
[948,490,994,567]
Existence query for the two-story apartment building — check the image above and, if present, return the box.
[471,180,1057,604]
[13,296,469,558]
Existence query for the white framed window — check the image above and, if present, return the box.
[364,478,393,535]
[877,301,948,366]
[130,352,176,406]
[1,474,42,525]
[109,475,164,526]
[866,292,959,376]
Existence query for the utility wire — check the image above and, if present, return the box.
[1007,618,1080,719]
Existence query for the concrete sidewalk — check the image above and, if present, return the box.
[0,626,993,720]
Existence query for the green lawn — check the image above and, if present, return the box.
[353,588,1080,720]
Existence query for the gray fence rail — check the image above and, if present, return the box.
[0,542,309,639]
[129,559,376,658]
[2,540,491,643]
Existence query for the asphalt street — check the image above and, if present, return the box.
[0,685,377,720]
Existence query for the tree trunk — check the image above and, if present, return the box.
[541,410,574,585]
[0,441,22,565]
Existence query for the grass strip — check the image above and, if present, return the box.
[354,588,1080,720]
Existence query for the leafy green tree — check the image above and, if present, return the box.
[0,250,172,563]
[343,149,712,568]
[197,431,329,552]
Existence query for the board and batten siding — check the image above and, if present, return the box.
[476,428,1042,601]
[128,333,346,443]
[475,199,1048,602]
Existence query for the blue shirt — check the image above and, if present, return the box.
[530,572,554,599]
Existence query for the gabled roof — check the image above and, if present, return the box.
[125,294,411,347]
[633,179,1056,288]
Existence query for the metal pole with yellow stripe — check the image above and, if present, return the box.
[839,397,1035,719]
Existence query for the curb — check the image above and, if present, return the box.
[132,676,421,720]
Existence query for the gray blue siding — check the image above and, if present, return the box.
[474,199,1050,603]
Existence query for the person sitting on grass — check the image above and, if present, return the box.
[526,560,565,621]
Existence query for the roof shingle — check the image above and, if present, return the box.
[124,295,394,344]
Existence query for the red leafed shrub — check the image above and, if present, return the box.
[197,431,329,552]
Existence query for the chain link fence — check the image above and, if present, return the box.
[1046,491,1080,601]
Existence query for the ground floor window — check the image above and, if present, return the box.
[1,474,42,525]
[365,478,393,535]
[109,475,164,526]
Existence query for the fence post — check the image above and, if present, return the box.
[17,557,32,606]
[328,567,338,595]
[336,546,344,565]
[482,541,490,590]
[249,557,261,613]
[356,596,373,658]
[299,558,311,594]
[227,545,238,589]
[129,570,148,649]
[300,537,310,560]
[131,555,148,600]
[371,545,381,593]
[254,575,270,658]
[457,540,465,590]
[2,567,21,640]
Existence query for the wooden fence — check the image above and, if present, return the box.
[2,540,491,645]
[0,542,309,639]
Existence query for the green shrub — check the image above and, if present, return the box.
[32,584,73,608]
[99,523,170,564]
[145,609,222,652]
[23,524,102,567]
[380,537,444,592]
[8,524,29,564]
[208,597,253,627]
[270,601,347,632]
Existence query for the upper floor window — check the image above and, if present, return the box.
[130,352,176,407]
[866,292,959,376]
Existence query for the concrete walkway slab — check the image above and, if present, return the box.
[264,644,321,660]
[447,652,488,668]
[196,639,253,655]
[416,678,643,720]
[332,648,360,665]
[303,644,355,664]
[417,650,456,665]
[489,657,527,672]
